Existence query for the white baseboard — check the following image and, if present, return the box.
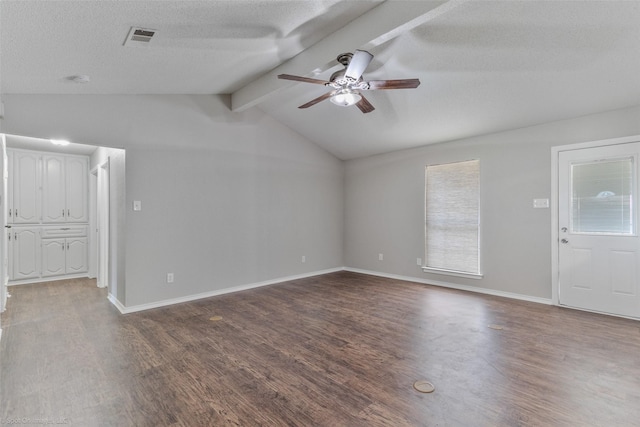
[110,267,344,314]
[8,273,90,286]
[108,266,552,315]
[344,267,553,306]
[107,293,126,313]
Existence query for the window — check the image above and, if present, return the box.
[424,159,481,278]
[570,157,635,235]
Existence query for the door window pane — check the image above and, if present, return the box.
[571,157,634,234]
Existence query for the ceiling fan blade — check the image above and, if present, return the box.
[355,94,375,114]
[345,49,374,81]
[278,74,330,85]
[298,91,336,109]
[366,79,421,90]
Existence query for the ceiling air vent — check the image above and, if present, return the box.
[124,27,157,47]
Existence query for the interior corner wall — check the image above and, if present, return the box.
[90,146,126,303]
[344,105,640,300]
[1,94,344,307]
[0,0,4,333]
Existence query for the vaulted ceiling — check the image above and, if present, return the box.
[2,0,639,159]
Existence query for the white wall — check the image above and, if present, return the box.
[2,94,344,307]
[344,105,640,299]
[0,7,4,333]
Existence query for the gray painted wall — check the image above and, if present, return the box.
[344,105,640,299]
[2,94,344,307]
[2,93,638,307]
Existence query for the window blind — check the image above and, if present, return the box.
[425,159,480,276]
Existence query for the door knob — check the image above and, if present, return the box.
[561,239,569,244]
[561,227,568,232]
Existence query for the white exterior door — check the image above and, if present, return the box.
[558,142,640,318]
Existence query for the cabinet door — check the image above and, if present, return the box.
[65,157,88,222]
[13,228,41,280]
[13,151,41,224]
[42,155,66,223]
[66,237,88,274]
[41,238,65,277]
[8,231,14,280]
[7,151,13,223]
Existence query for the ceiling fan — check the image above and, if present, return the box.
[277,49,420,114]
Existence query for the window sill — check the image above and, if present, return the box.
[421,267,483,280]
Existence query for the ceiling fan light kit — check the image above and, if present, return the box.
[278,49,420,114]
[330,89,362,107]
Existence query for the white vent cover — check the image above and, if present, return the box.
[124,27,157,47]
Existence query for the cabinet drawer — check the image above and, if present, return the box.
[41,226,87,238]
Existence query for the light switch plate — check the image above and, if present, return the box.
[533,198,549,208]
[133,200,142,211]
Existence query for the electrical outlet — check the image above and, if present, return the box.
[378,253,384,261]
[167,273,174,283]
[301,255,306,263]
[417,258,422,266]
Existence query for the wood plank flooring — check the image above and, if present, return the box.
[2,272,640,426]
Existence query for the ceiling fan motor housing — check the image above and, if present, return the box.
[276,49,419,113]
[336,52,353,66]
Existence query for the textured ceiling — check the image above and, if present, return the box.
[2,0,640,160]
[0,0,381,94]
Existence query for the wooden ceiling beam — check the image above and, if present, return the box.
[230,0,466,112]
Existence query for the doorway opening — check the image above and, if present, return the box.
[90,159,110,291]
[0,133,124,311]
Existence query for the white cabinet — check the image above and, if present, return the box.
[8,151,41,224]
[67,237,88,274]
[65,156,88,223]
[9,228,41,281]
[42,237,88,277]
[42,154,88,223]
[7,229,12,281]
[41,238,65,277]
[6,148,90,284]
[42,155,65,223]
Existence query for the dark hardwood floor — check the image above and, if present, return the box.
[2,272,640,426]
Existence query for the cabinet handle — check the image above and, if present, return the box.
[14,232,17,240]
[8,209,11,217]
[8,232,10,241]
[68,209,70,217]
[62,209,65,217]
[15,209,17,217]
[67,243,70,250]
